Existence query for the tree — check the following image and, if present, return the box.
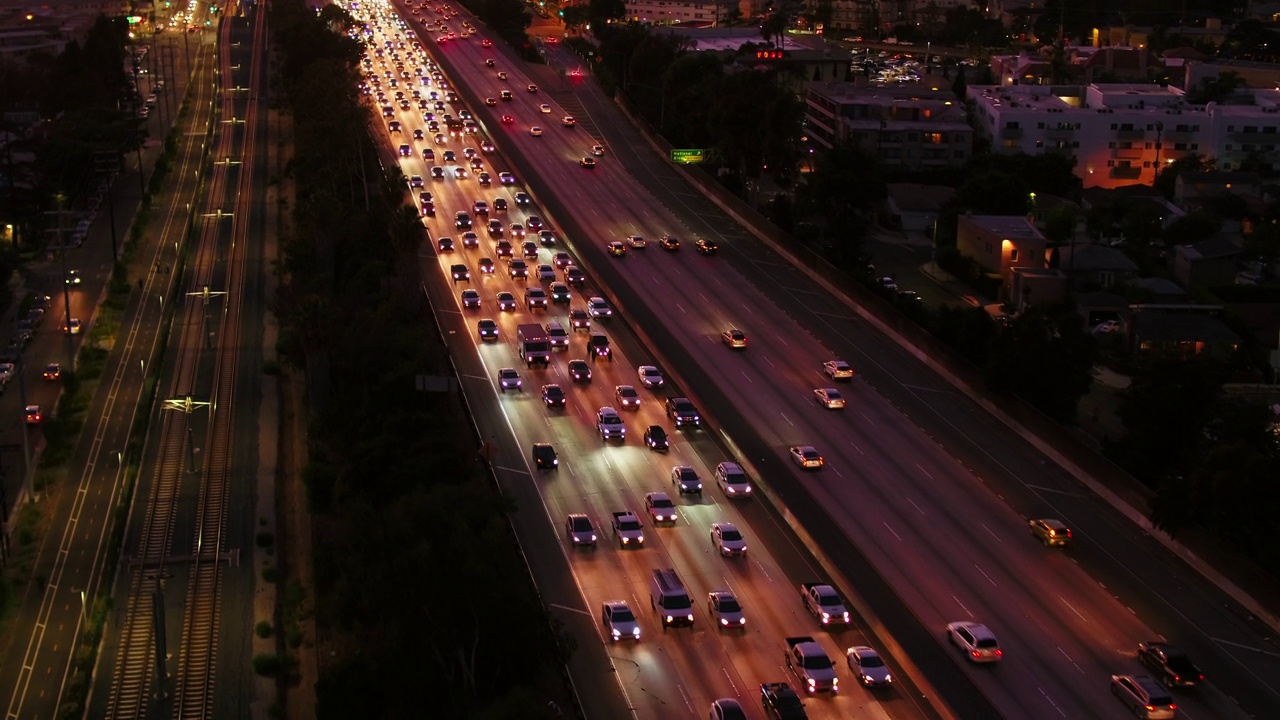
[1152,152,1213,199]
[1041,205,1078,246]
[951,170,1031,216]
[588,0,626,24]
[982,307,1097,422]
[1163,212,1220,247]
[1184,71,1245,105]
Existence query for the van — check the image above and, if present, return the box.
[650,568,694,627]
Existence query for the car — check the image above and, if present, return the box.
[539,104,551,113]
[0,362,14,390]
[500,90,513,101]
[42,363,62,381]
[388,120,401,132]
[529,126,543,137]
[495,240,514,257]
[477,171,492,186]
[1110,675,1177,719]
[482,39,492,47]
[823,360,854,380]
[428,167,444,181]
[496,71,508,80]
[496,291,516,311]
[487,219,504,237]
[64,318,83,335]
[602,600,640,642]
[666,397,701,428]
[485,58,496,67]
[520,241,537,259]
[637,365,664,389]
[449,263,469,282]
[592,144,605,156]
[532,442,557,469]
[814,388,846,409]
[542,383,566,408]
[460,289,481,308]
[695,238,719,255]
[789,446,824,469]
[715,462,751,497]
[606,241,626,256]
[569,308,591,331]
[499,172,516,185]
[484,97,497,106]
[540,230,557,246]
[587,297,612,318]
[507,258,528,279]
[566,514,596,546]
[643,425,669,452]
[461,231,479,248]
[615,385,641,410]
[525,216,543,232]
[536,264,556,282]
[711,522,746,555]
[1137,641,1203,688]
[412,128,424,139]
[550,282,571,304]
[565,267,586,286]
[454,167,468,179]
[438,236,455,252]
[398,143,412,156]
[24,405,42,424]
[597,406,626,441]
[1028,518,1072,547]
[897,290,921,303]
[525,287,548,310]
[660,235,680,251]
[477,257,495,274]
[443,149,457,163]
[553,252,573,269]
[501,114,515,124]
[846,646,893,687]
[562,115,576,127]
[567,360,591,383]
[481,140,496,153]
[418,192,435,215]
[721,329,748,348]
[527,83,538,93]
[434,132,447,144]
[421,146,436,162]
[946,621,1002,663]
[498,367,522,392]
[667,465,702,495]
[492,197,508,212]
[707,592,746,630]
[625,235,646,249]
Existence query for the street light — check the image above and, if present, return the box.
[161,395,211,473]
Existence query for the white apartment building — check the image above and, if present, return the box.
[624,0,737,26]
[967,83,1280,189]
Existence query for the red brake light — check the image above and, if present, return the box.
[970,650,980,658]
[994,649,1003,657]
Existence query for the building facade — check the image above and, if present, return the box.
[805,81,973,170]
[956,214,1046,299]
[967,82,1280,189]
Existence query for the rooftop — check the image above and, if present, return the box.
[962,214,1043,240]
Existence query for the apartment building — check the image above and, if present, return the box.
[624,0,737,25]
[805,81,973,170]
[967,82,1280,189]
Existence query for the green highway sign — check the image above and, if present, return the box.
[670,149,705,164]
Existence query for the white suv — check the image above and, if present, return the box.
[597,407,626,441]
[715,462,751,497]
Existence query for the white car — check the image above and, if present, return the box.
[602,600,641,642]
[946,621,1003,663]
[846,646,893,687]
[566,513,597,546]
[707,591,746,629]
[587,297,613,318]
[710,522,747,556]
[789,445,824,469]
[644,492,677,523]
[814,388,846,409]
[823,360,854,380]
[539,103,551,113]
[715,462,751,497]
[637,365,664,388]
[498,367,522,392]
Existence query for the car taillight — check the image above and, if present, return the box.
[994,649,1003,657]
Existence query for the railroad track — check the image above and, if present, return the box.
[103,3,266,717]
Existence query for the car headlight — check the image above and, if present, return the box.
[686,614,693,621]
[821,612,830,620]
[621,537,629,544]
[720,618,729,626]
[612,628,620,638]
[807,679,816,689]
[665,615,673,623]
[590,535,596,541]
[632,627,641,637]
[842,612,850,621]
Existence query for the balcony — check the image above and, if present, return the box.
[1116,128,1145,141]
[1000,126,1023,140]
[1112,147,1144,159]
[1110,165,1142,179]
[1045,127,1075,140]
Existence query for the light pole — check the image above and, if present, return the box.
[161,395,212,473]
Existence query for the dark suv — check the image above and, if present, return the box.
[665,397,701,428]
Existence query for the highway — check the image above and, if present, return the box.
[371,3,1279,720]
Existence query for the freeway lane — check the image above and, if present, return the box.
[409,13,1278,720]
[367,6,938,720]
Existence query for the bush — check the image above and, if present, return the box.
[252,653,285,676]
[262,565,279,583]
[255,621,273,638]
[256,531,275,548]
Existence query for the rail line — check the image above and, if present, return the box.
[103,3,265,717]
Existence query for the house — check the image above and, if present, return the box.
[1075,290,1129,327]
[1053,243,1140,288]
[1009,267,1068,311]
[1126,276,1188,302]
[1174,170,1264,204]
[883,183,953,233]
[1128,308,1241,358]
[1171,235,1242,289]
[956,214,1046,300]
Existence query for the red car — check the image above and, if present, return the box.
[501,114,515,124]
[482,39,492,47]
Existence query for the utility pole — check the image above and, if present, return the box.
[93,151,122,260]
[161,395,212,473]
[43,200,76,369]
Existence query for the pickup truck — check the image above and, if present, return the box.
[760,682,808,720]
[801,583,850,626]
[611,511,644,548]
[785,636,838,693]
